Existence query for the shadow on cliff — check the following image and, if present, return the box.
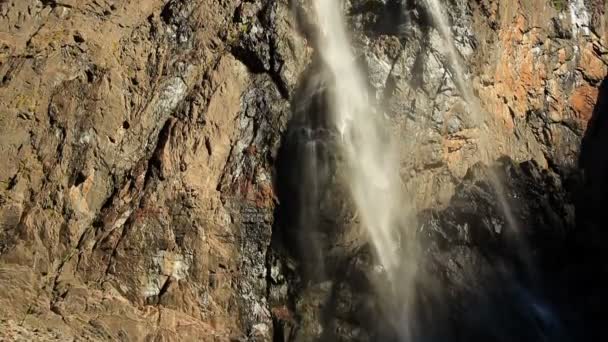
[579,76,608,238]
[453,75,608,342]
[558,74,608,341]
[273,60,331,279]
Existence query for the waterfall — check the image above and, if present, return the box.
[311,0,406,277]
[311,0,417,338]
[423,0,556,330]
[422,0,472,105]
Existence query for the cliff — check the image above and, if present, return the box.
[0,0,606,341]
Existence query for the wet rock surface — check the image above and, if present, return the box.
[0,0,608,341]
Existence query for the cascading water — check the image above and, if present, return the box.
[423,0,523,255]
[422,0,472,105]
[311,0,406,277]
[420,0,510,263]
[311,0,417,338]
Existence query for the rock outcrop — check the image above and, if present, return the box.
[1,0,607,341]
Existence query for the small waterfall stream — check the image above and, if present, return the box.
[420,0,560,335]
[423,0,538,284]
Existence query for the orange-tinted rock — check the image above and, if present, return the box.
[570,85,599,127]
[579,44,607,83]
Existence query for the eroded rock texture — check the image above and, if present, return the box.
[0,0,308,340]
[0,0,607,341]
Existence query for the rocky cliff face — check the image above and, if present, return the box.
[0,0,607,341]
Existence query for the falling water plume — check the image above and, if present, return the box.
[422,0,473,106]
[310,1,419,337]
[307,0,549,339]
[311,0,407,277]
[421,0,521,241]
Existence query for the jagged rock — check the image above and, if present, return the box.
[0,0,306,340]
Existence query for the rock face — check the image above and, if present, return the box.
[0,0,607,341]
[0,0,308,340]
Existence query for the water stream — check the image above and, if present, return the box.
[311,1,417,338]
[423,0,528,269]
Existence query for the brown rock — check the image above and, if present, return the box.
[579,44,607,83]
